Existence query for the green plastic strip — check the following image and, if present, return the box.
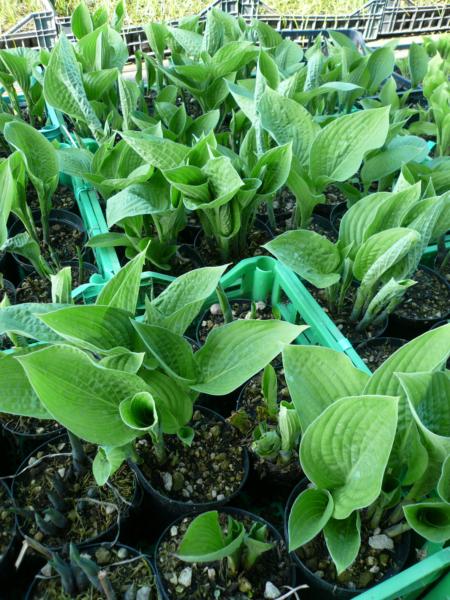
[422,235,450,268]
[355,548,450,600]
[47,106,121,279]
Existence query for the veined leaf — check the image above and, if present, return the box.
[324,513,361,574]
[0,352,49,419]
[121,131,189,170]
[404,502,450,543]
[288,487,333,551]
[96,248,146,314]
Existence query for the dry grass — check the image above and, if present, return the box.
[1,0,447,32]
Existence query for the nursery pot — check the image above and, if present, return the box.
[389,265,450,340]
[9,209,87,275]
[25,542,157,600]
[15,260,98,304]
[356,337,408,372]
[155,506,296,600]
[309,214,337,242]
[129,406,249,526]
[12,433,142,552]
[284,479,411,599]
[0,480,18,584]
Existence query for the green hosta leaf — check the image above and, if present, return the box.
[310,107,390,186]
[17,345,148,446]
[367,46,395,94]
[118,76,140,131]
[404,502,450,543]
[106,182,169,228]
[51,266,72,304]
[0,303,67,342]
[4,120,59,205]
[227,81,256,122]
[93,444,132,486]
[264,230,341,288]
[38,305,136,352]
[398,371,450,495]
[364,325,450,397]
[339,184,422,256]
[324,513,361,574]
[57,147,93,178]
[251,143,292,195]
[71,0,93,40]
[288,488,333,551]
[191,320,306,395]
[438,456,450,503]
[140,370,193,435]
[121,131,189,170]
[44,35,102,138]
[96,248,146,314]
[77,25,128,71]
[147,265,228,335]
[211,41,258,79]
[99,348,145,373]
[131,322,198,383]
[258,88,319,165]
[168,26,203,58]
[177,511,245,562]
[409,43,429,88]
[119,391,159,434]
[353,227,420,283]
[300,395,399,519]
[283,346,370,431]
[84,68,118,100]
[0,352,49,419]
[361,136,430,183]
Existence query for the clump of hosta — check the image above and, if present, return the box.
[284,324,450,577]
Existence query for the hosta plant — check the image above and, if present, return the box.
[0,256,305,486]
[265,182,450,332]
[284,324,450,582]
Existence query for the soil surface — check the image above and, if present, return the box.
[0,484,14,561]
[307,217,337,242]
[14,438,136,548]
[30,545,158,600]
[258,186,296,226]
[324,184,347,207]
[297,516,405,591]
[357,339,407,371]
[0,414,62,437]
[395,268,449,321]
[28,185,76,212]
[136,409,245,504]
[231,365,302,485]
[16,265,93,303]
[157,512,292,599]
[197,299,275,343]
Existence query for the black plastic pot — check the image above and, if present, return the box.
[356,337,408,372]
[155,506,296,600]
[12,433,142,552]
[129,406,249,526]
[1,417,65,477]
[178,223,202,245]
[8,209,87,276]
[389,265,450,340]
[15,260,98,304]
[284,479,411,599]
[25,542,157,600]
[309,214,337,242]
[330,202,347,236]
[0,480,18,584]
[0,278,16,304]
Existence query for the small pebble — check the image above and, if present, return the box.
[162,472,173,492]
[209,303,222,316]
[170,526,178,537]
[369,534,394,551]
[95,548,111,565]
[264,581,281,599]
[178,567,192,587]
[207,568,216,581]
[117,547,128,559]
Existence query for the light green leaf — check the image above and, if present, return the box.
[283,346,369,431]
[361,136,429,183]
[0,303,67,342]
[404,502,450,543]
[93,444,132,486]
[409,43,429,88]
[51,267,72,305]
[71,0,93,40]
[264,229,342,289]
[310,107,390,185]
[96,248,146,314]
[300,395,398,519]
[324,513,361,574]
[177,511,245,562]
[17,345,149,446]
[0,352,49,419]
[288,488,333,551]
[99,348,145,373]
[121,131,189,170]
[192,320,306,395]
[38,305,136,352]
[119,391,159,434]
